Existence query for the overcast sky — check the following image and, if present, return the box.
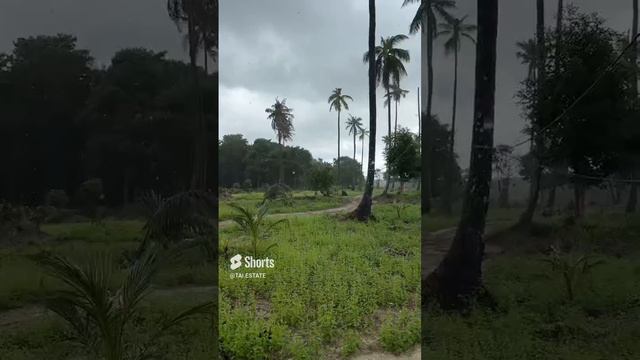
[0,0,635,173]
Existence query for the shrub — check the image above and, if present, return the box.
[45,189,69,208]
[263,184,292,205]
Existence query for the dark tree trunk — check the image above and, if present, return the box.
[278,138,285,184]
[353,0,377,221]
[546,185,556,209]
[422,8,434,214]
[188,14,206,191]
[519,0,546,226]
[442,46,460,215]
[424,0,498,309]
[574,183,586,218]
[498,177,510,208]
[353,133,357,160]
[383,87,392,195]
[627,0,639,213]
[395,98,398,134]
[338,110,342,190]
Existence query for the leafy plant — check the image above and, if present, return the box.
[37,245,213,360]
[541,245,605,301]
[228,202,288,257]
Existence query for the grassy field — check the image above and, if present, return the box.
[0,220,216,359]
[218,193,422,359]
[219,190,360,221]
[425,212,640,359]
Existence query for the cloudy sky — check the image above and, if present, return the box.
[0,0,635,172]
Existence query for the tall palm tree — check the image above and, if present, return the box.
[328,88,353,191]
[438,15,476,214]
[359,127,370,172]
[403,0,456,213]
[167,0,208,190]
[384,84,410,133]
[628,0,639,213]
[425,0,498,309]
[516,39,538,81]
[265,98,295,184]
[346,115,364,160]
[519,0,546,226]
[353,0,377,221]
[363,34,410,195]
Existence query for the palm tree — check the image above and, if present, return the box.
[265,98,295,184]
[438,15,476,214]
[384,84,410,133]
[519,0,547,226]
[328,88,353,191]
[516,39,538,81]
[353,0,377,221]
[403,0,456,212]
[425,0,498,309]
[359,127,370,172]
[346,115,364,160]
[167,0,208,190]
[628,0,639,213]
[363,34,410,195]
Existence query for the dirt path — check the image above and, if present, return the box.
[219,196,360,229]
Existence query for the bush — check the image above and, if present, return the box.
[74,178,104,209]
[263,184,292,204]
[45,189,69,208]
[242,179,252,190]
[308,165,334,196]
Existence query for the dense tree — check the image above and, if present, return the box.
[219,135,249,187]
[425,0,498,309]
[384,128,420,193]
[333,157,366,189]
[328,88,354,191]
[308,160,335,196]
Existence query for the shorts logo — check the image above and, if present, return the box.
[230,254,243,270]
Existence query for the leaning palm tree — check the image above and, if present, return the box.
[38,246,214,360]
[328,88,354,191]
[265,98,295,184]
[403,0,456,212]
[346,115,364,160]
[438,15,476,214]
[363,34,410,195]
[384,84,410,133]
[359,127,370,172]
[352,0,377,221]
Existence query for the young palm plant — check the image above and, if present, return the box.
[38,245,213,360]
[228,202,288,258]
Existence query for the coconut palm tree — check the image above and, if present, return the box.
[363,34,410,195]
[425,0,498,309]
[328,88,353,191]
[346,115,364,160]
[359,127,370,172]
[265,98,295,183]
[353,0,377,221]
[438,15,476,214]
[384,84,410,133]
[516,39,538,81]
[167,0,208,190]
[403,0,456,212]
[627,0,639,213]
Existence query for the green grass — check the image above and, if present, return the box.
[219,202,421,359]
[220,191,354,221]
[0,218,216,359]
[425,213,640,360]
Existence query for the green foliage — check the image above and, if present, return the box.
[380,310,420,354]
[384,127,420,185]
[228,202,287,257]
[307,162,335,196]
[36,246,213,360]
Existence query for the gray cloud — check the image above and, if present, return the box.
[1,0,634,171]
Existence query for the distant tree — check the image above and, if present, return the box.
[328,88,353,191]
[308,161,335,196]
[358,127,370,172]
[219,134,249,187]
[345,115,364,160]
[384,127,420,193]
[383,84,410,134]
[363,34,410,195]
[492,145,514,208]
[265,98,295,184]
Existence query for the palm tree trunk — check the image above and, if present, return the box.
[383,87,392,195]
[442,45,460,215]
[424,0,499,308]
[353,133,357,160]
[279,138,285,184]
[519,0,546,226]
[338,110,342,190]
[188,14,206,191]
[395,99,398,134]
[421,10,435,213]
[627,0,639,213]
[353,0,377,221]
[361,136,365,172]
